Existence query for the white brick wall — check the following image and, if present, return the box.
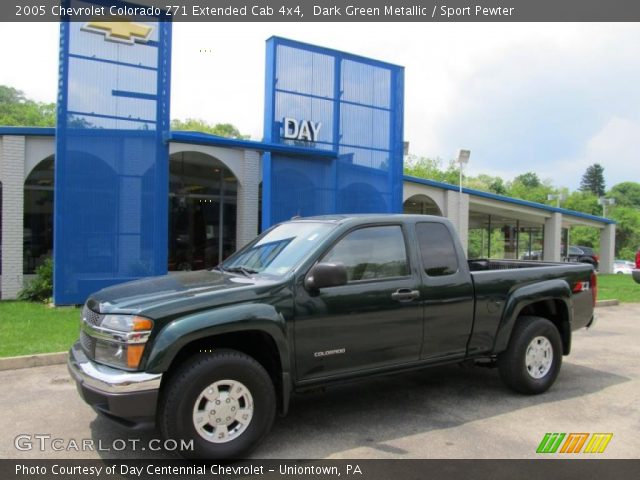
[1,136,25,299]
[444,190,470,254]
[236,150,261,249]
[599,223,616,274]
[543,213,563,262]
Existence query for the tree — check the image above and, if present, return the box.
[564,191,599,216]
[507,174,554,204]
[568,226,599,251]
[513,172,541,189]
[170,118,249,139]
[0,85,55,127]
[609,182,640,208]
[403,155,459,185]
[466,174,508,195]
[610,206,640,258]
[579,163,606,197]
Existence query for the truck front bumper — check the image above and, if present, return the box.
[68,341,161,427]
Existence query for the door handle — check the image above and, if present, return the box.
[391,288,420,302]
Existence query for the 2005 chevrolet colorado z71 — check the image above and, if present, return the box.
[69,214,597,459]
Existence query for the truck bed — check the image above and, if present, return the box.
[468,258,562,271]
[467,259,595,356]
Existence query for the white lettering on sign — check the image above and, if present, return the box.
[283,117,322,142]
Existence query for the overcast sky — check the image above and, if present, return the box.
[2,22,639,191]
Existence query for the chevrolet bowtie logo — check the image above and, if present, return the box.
[82,21,152,44]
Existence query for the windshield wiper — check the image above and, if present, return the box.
[220,265,259,276]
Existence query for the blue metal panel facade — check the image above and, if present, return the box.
[54,3,171,304]
[262,37,405,228]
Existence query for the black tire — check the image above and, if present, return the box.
[159,349,276,460]
[498,316,563,395]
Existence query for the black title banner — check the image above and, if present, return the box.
[3,0,640,22]
[2,459,640,480]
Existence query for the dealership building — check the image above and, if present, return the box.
[0,25,616,303]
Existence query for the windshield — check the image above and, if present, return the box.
[220,221,336,277]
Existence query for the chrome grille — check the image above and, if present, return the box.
[80,304,102,360]
[82,305,102,326]
[80,330,96,358]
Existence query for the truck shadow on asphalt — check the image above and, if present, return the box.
[88,360,629,459]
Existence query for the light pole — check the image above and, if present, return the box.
[457,149,470,233]
[598,197,616,218]
[547,193,566,208]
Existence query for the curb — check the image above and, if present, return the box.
[595,299,619,307]
[0,352,67,372]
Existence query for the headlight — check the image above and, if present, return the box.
[91,315,153,370]
[101,315,153,332]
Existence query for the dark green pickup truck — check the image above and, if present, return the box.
[69,214,597,459]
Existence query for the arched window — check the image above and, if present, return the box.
[169,152,238,271]
[403,194,443,216]
[24,156,54,273]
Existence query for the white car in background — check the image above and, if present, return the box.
[613,260,634,275]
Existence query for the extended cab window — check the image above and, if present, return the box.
[416,222,459,276]
[322,225,409,282]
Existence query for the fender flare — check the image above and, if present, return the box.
[492,279,573,354]
[143,303,290,377]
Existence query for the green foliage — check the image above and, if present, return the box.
[0,85,55,127]
[467,174,508,195]
[507,174,554,204]
[609,206,640,257]
[170,118,249,139]
[569,226,600,250]
[610,182,640,208]
[18,258,53,303]
[564,191,600,216]
[513,172,541,189]
[404,155,459,185]
[580,163,606,197]
[617,247,637,262]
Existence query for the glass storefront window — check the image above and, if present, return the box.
[169,152,238,271]
[24,157,54,274]
[469,212,545,261]
[518,226,545,260]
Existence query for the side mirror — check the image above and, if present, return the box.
[305,262,348,290]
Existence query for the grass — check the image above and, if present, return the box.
[597,274,640,303]
[0,301,80,357]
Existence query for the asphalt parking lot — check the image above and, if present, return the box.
[1,304,638,460]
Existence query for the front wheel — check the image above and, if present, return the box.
[159,350,276,459]
[498,316,563,394]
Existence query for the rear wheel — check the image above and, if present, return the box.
[498,316,562,394]
[159,349,276,459]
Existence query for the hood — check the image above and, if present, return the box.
[87,270,273,316]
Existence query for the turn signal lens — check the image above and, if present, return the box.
[132,316,153,331]
[127,344,146,369]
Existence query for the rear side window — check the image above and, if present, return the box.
[322,225,409,282]
[416,222,459,277]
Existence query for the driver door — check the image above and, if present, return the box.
[294,224,423,382]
